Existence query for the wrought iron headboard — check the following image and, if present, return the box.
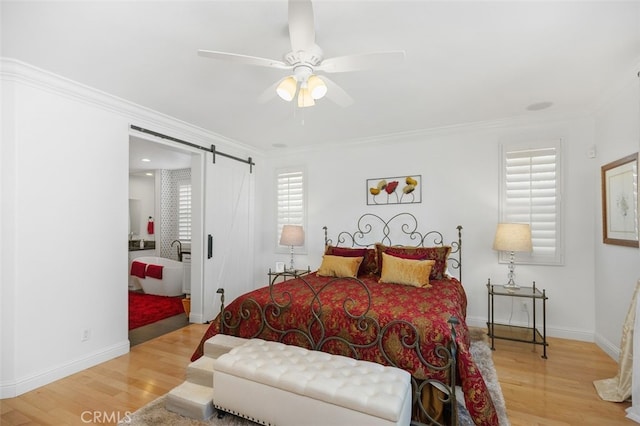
[323,212,463,282]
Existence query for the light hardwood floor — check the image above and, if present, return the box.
[0,324,634,425]
[489,334,633,425]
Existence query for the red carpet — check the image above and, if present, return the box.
[128,291,185,330]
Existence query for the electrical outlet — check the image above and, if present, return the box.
[81,328,91,342]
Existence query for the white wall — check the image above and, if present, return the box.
[593,74,640,359]
[261,115,597,342]
[1,65,130,397]
[0,59,261,397]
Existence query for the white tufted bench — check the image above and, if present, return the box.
[212,339,411,426]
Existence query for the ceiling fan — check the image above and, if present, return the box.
[198,0,405,108]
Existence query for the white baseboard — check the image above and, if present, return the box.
[189,313,205,324]
[0,340,129,399]
[465,315,595,343]
[467,316,620,362]
[594,332,620,362]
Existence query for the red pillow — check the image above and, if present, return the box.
[385,251,427,261]
[330,247,367,257]
[324,246,378,275]
[375,243,451,280]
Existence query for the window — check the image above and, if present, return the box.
[178,181,192,241]
[499,140,563,265]
[276,167,306,251]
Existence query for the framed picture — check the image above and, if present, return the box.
[275,261,285,273]
[366,175,422,205]
[601,153,639,247]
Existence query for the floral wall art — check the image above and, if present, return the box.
[367,175,421,205]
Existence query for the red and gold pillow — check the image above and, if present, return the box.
[324,246,378,276]
[375,243,451,280]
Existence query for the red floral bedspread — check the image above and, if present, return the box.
[191,273,498,425]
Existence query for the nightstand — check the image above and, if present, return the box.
[268,267,311,285]
[487,278,549,358]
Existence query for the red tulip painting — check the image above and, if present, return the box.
[367,175,421,205]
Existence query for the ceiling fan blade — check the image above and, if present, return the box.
[321,76,354,108]
[288,0,316,52]
[257,78,284,104]
[198,50,291,70]
[317,51,406,73]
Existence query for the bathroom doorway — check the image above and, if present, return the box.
[128,134,194,344]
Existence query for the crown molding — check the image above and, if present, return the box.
[268,108,592,159]
[0,57,260,159]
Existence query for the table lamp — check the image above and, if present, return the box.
[280,225,304,271]
[492,223,532,290]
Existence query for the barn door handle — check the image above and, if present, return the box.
[207,234,213,259]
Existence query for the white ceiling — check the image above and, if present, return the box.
[3,1,640,156]
[129,135,193,174]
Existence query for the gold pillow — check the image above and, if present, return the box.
[317,255,364,278]
[379,252,435,287]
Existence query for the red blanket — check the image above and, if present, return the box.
[191,273,497,425]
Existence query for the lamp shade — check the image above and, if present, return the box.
[492,223,532,252]
[307,75,327,100]
[297,87,315,107]
[280,225,305,246]
[276,76,297,101]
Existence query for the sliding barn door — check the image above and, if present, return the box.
[201,154,255,322]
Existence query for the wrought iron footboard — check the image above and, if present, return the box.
[216,276,459,426]
[216,213,464,425]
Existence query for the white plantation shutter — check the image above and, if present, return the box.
[500,141,563,265]
[178,182,192,241]
[276,168,306,251]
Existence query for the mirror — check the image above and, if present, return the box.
[129,198,141,236]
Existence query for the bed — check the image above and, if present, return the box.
[191,213,498,425]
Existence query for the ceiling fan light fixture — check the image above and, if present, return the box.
[307,75,327,99]
[276,76,297,101]
[297,87,315,107]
